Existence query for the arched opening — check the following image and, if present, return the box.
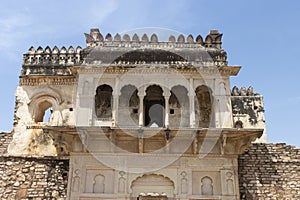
[144,85,165,127]
[119,85,139,127]
[234,120,243,128]
[201,176,213,195]
[131,174,174,198]
[95,84,113,119]
[195,85,213,128]
[93,174,105,193]
[169,85,189,128]
[34,100,53,123]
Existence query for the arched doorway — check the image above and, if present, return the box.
[34,100,53,123]
[144,85,165,127]
[119,85,139,127]
[95,84,113,119]
[131,174,174,199]
[169,85,189,128]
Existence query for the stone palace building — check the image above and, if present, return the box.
[0,28,299,200]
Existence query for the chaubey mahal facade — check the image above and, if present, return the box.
[1,28,298,200]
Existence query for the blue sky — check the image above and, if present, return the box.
[0,0,300,147]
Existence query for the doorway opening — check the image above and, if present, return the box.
[144,85,165,127]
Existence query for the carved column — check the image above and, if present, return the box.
[112,94,119,127]
[189,78,196,128]
[138,93,145,127]
[163,89,171,128]
[188,93,196,128]
[164,96,170,128]
[112,77,120,127]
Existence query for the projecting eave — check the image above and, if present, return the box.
[43,126,262,146]
[218,66,241,76]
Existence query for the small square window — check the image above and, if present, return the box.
[133,108,138,114]
[170,109,175,114]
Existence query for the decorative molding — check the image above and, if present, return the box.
[20,76,76,86]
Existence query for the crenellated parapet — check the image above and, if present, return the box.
[21,28,228,76]
[23,46,82,66]
[84,28,223,49]
[22,46,82,76]
[231,86,260,96]
[81,29,227,66]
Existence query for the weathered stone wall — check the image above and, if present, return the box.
[0,156,69,199]
[239,143,300,200]
[0,132,12,154]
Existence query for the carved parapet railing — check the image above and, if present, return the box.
[22,46,82,67]
[84,28,224,49]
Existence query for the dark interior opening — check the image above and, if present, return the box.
[144,85,165,127]
[144,100,165,127]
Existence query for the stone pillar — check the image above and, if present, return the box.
[188,93,196,128]
[189,78,196,128]
[138,94,144,127]
[163,89,171,128]
[112,77,120,127]
[112,94,119,127]
[164,96,170,128]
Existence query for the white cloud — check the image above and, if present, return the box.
[0,14,32,49]
[82,0,119,28]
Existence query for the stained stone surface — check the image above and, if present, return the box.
[0,28,276,200]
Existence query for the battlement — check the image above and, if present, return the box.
[84,28,223,49]
[21,29,228,74]
[231,86,260,96]
[22,46,82,67]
